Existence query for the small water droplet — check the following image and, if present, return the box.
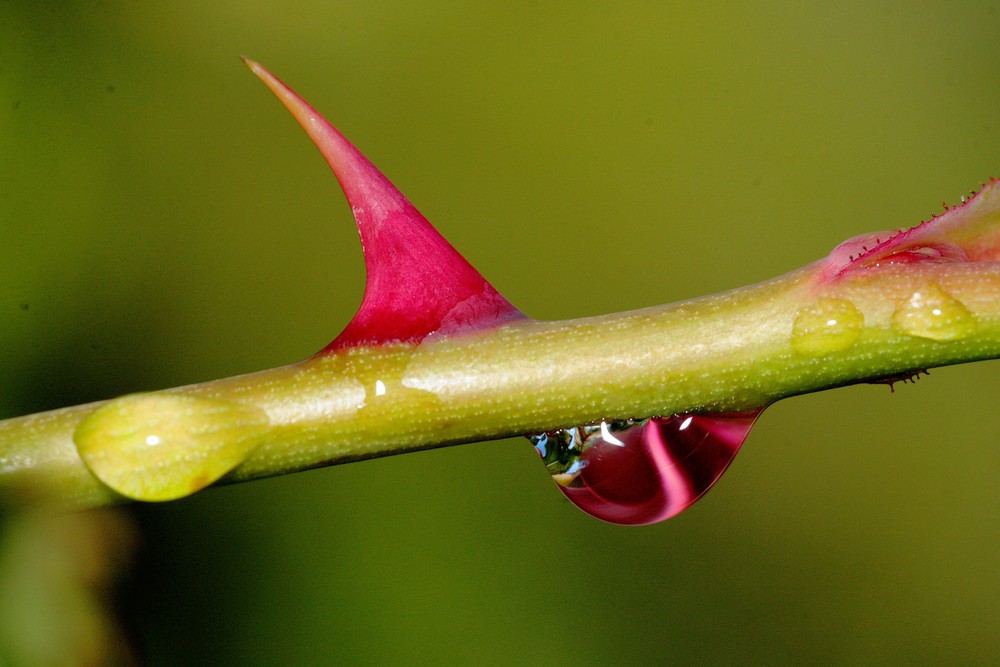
[74,393,270,501]
[529,410,764,525]
[891,284,975,341]
[791,298,864,356]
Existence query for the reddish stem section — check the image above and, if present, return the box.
[820,179,1000,282]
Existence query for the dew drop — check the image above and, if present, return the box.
[529,409,765,525]
[74,393,270,501]
[791,298,864,356]
[890,283,976,341]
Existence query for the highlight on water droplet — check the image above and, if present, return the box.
[890,283,976,342]
[791,298,865,356]
[74,393,270,501]
[529,410,765,525]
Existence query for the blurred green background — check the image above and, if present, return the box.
[2,1,998,664]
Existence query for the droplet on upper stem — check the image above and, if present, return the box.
[891,284,976,341]
[791,298,865,356]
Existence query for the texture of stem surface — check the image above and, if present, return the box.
[2,258,999,512]
[2,60,998,513]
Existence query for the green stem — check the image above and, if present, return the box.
[2,260,999,512]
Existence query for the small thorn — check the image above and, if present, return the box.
[869,369,929,393]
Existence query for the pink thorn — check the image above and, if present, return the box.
[242,58,526,351]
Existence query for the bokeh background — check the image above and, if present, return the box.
[2,2,999,664]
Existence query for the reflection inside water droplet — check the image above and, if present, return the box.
[529,410,765,525]
[891,284,975,341]
[74,393,270,501]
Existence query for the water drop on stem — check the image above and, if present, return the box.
[791,298,864,356]
[74,393,270,501]
[891,284,976,341]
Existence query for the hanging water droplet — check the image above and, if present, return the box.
[791,298,864,356]
[74,393,270,501]
[529,410,765,525]
[891,283,976,341]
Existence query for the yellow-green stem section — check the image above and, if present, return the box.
[2,260,1000,512]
